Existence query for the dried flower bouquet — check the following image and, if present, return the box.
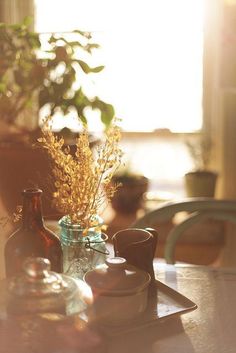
[38,120,122,230]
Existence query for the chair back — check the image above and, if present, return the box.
[132,198,236,264]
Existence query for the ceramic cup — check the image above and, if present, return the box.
[84,257,151,325]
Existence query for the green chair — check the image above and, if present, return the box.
[132,198,236,264]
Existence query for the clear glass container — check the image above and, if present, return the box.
[59,215,108,280]
[6,257,87,316]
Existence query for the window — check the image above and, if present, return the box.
[35,0,204,133]
[34,0,205,197]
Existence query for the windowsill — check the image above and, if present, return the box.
[118,130,199,200]
[121,130,201,138]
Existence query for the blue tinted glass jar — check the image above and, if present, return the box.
[58,215,108,280]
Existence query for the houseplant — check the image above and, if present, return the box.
[0,18,115,216]
[0,17,114,135]
[38,118,123,278]
[111,164,149,214]
[184,135,218,197]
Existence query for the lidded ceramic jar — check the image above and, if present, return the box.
[84,257,151,325]
[6,257,88,316]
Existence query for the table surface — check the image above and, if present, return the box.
[1,263,235,353]
[106,263,236,353]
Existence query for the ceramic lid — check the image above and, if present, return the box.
[8,257,77,299]
[84,257,151,296]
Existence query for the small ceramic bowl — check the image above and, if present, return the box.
[84,257,151,325]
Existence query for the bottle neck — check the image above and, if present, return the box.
[21,189,44,229]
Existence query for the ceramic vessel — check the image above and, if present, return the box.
[111,175,149,213]
[184,170,218,197]
[84,257,151,325]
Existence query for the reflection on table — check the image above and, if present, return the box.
[107,263,236,353]
[1,263,235,353]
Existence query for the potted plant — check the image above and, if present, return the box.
[0,18,115,217]
[184,134,218,197]
[111,164,149,214]
[0,17,114,137]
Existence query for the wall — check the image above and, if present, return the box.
[0,0,34,25]
[210,1,236,265]
[0,0,35,278]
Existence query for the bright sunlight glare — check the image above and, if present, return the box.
[35,0,204,133]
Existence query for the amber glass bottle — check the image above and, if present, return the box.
[5,189,63,277]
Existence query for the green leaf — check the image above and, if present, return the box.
[77,60,93,74]
[0,82,6,93]
[23,16,33,28]
[92,99,115,127]
[28,33,41,48]
[85,43,100,53]
[78,113,87,125]
[92,65,104,73]
[78,60,104,74]
[74,88,91,107]
[73,30,91,39]
[87,43,100,50]
[101,103,115,126]
[9,24,22,31]
[66,40,83,47]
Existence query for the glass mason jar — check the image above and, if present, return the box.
[58,215,108,280]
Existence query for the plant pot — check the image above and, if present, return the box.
[111,175,149,214]
[184,170,218,197]
[0,132,101,219]
[0,141,59,218]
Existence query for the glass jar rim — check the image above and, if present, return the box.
[58,214,103,230]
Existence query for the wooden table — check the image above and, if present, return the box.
[1,263,235,353]
[106,263,236,353]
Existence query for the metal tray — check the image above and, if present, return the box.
[79,279,197,336]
